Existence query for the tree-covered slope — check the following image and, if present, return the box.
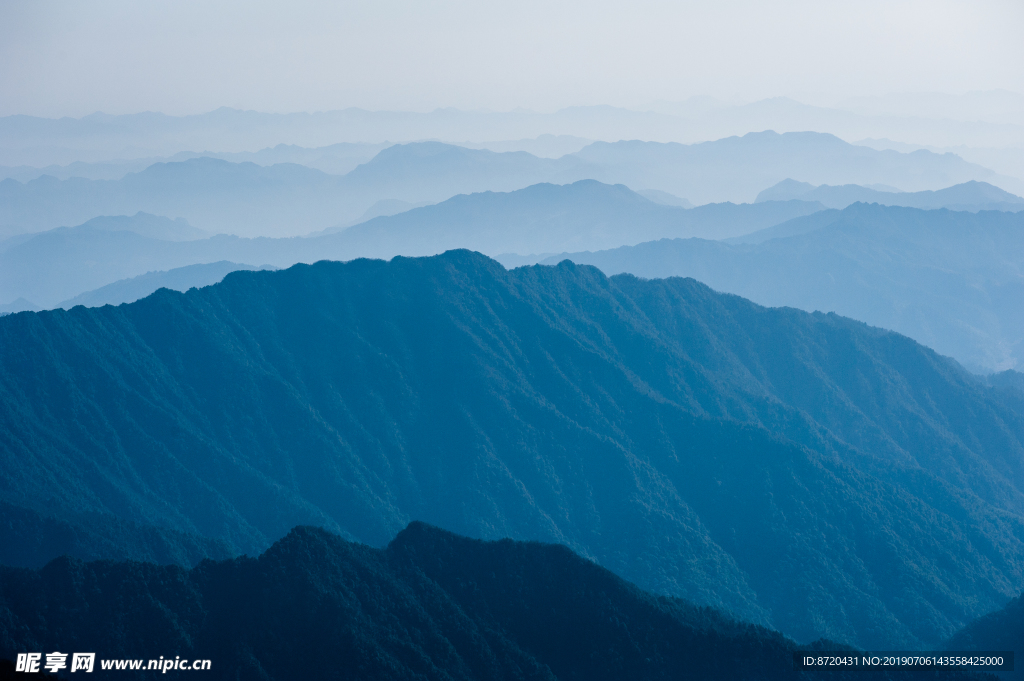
[0,523,992,681]
[2,251,1024,649]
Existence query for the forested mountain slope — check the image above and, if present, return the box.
[0,523,992,681]
[2,251,1024,649]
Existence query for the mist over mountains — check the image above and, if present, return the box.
[0,182,825,307]
[0,142,391,184]
[4,95,1024,674]
[6,176,1022,335]
[0,131,1011,239]
[0,143,593,237]
[3,252,1024,650]
[758,178,1024,212]
[317,181,824,254]
[4,0,1024,671]
[573,131,1007,204]
[3,97,1022,169]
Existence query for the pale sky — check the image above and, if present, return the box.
[1,0,1022,117]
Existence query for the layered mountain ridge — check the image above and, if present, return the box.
[0,131,1006,238]
[3,522,989,681]
[2,251,1024,649]
[0,181,822,307]
[756,179,1024,212]
[543,203,1024,372]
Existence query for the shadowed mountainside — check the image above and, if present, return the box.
[2,251,1024,649]
[0,523,994,681]
[946,591,1024,679]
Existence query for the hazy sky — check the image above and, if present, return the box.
[2,0,1022,117]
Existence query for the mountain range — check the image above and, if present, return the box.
[0,182,823,307]
[0,132,1010,238]
[0,144,598,238]
[3,251,1024,650]
[757,179,1024,212]
[542,203,1024,372]
[316,180,823,253]
[572,131,1007,203]
[0,142,391,184]
[3,522,990,681]
[3,100,1022,169]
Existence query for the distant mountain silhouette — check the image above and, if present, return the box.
[757,179,1024,211]
[3,251,1024,649]
[542,204,1024,372]
[0,215,252,306]
[347,198,433,225]
[323,181,823,255]
[574,131,1003,204]
[3,523,988,681]
[4,103,1021,175]
[0,184,823,306]
[0,142,391,184]
[725,209,842,244]
[58,261,275,309]
[0,146,592,237]
[74,212,209,240]
[0,106,684,167]
[464,133,593,158]
[0,132,1007,237]
[0,298,37,315]
[637,188,694,207]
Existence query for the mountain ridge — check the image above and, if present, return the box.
[0,182,824,306]
[1,131,1008,237]
[756,179,1024,211]
[2,251,1024,648]
[4,522,986,681]
[541,203,1024,372]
